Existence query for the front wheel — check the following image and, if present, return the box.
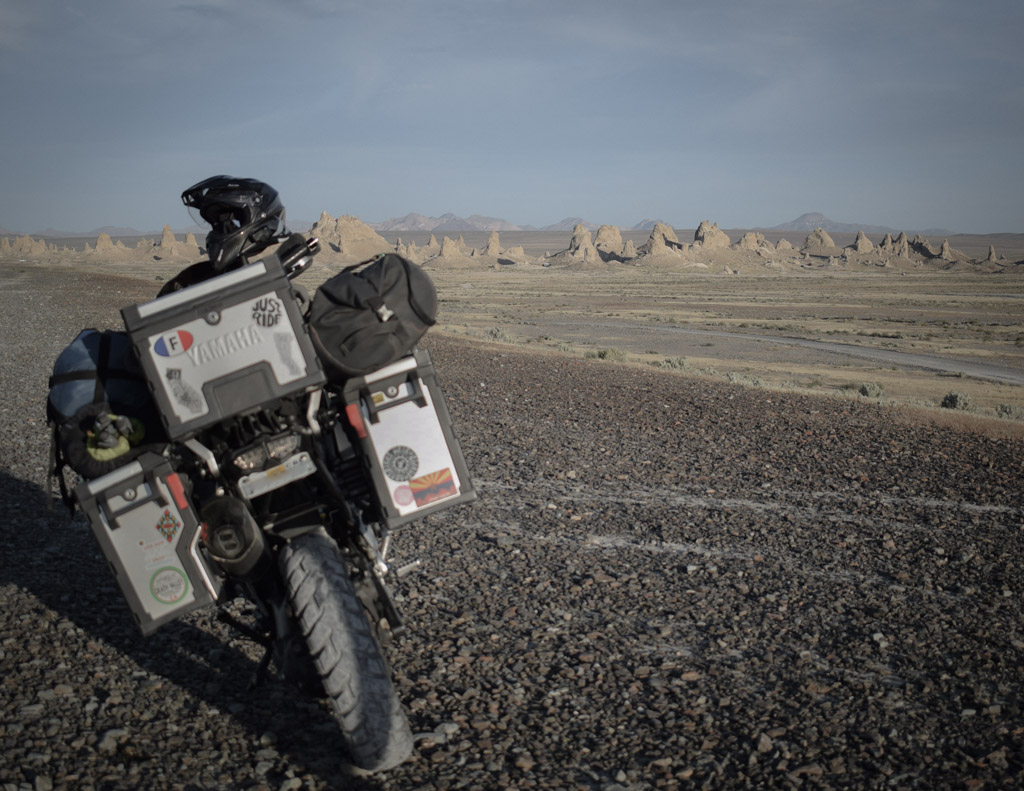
[279,530,413,772]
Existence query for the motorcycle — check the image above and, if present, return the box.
[60,234,475,773]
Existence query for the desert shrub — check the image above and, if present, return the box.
[654,356,688,370]
[727,372,764,387]
[486,327,516,343]
[941,391,975,411]
[996,403,1024,421]
[589,347,626,361]
[556,342,572,353]
[859,382,885,398]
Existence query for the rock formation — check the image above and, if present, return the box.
[0,236,44,257]
[425,235,479,268]
[987,245,998,262]
[567,224,599,261]
[644,222,686,256]
[143,225,202,259]
[482,231,501,257]
[594,225,623,256]
[736,232,769,251]
[803,228,836,249]
[693,221,730,248]
[622,239,638,258]
[310,211,392,261]
[95,232,115,252]
[440,236,461,257]
[852,230,874,253]
[912,235,939,257]
[776,239,794,251]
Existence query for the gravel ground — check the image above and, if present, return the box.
[1,263,1023,790]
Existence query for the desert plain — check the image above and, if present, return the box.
[5,221,1023,429]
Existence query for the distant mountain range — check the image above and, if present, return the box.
[762,212,951,236]
[369,213,523,232]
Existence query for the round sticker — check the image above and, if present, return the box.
[393,485,414,506]
[382,446,419,481]
[150,567,189,605]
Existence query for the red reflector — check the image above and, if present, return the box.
[166,473,190,511]
[345,403,368,439]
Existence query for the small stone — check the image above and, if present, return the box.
[98,728,126,752]
[514,753,535,771]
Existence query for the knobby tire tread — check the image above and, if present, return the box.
[280,531,413,772]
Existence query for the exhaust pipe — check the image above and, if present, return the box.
[201,496,267,579]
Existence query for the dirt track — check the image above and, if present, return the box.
[1,263,1023,790]
[532,319,1024,386]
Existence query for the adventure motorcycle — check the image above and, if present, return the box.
[51,221,474,773]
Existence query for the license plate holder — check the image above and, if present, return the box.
[238,452,316,499]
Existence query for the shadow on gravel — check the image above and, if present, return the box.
[0,470,388,789]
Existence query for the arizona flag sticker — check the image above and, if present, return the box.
[409,468,457,506]
[154,329,194,357]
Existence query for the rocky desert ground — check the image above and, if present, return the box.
[1,224,1023,790]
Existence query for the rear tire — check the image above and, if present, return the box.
[279,530,413,772]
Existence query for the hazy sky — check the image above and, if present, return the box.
[1,0,1022,234]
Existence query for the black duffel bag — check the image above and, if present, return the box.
[309,253,437,380]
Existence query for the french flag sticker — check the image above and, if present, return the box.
[154,329,193,357]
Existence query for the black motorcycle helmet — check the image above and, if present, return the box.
[181,175,287,270]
